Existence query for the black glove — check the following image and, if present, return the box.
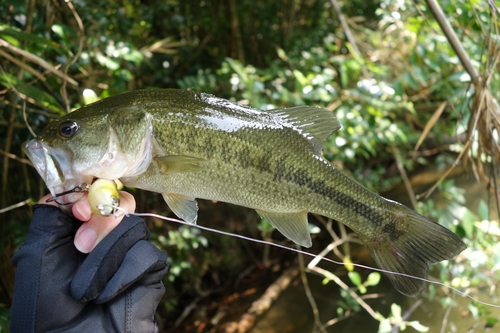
[10,204,168,333]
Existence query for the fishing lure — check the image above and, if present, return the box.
[87,179,121,216]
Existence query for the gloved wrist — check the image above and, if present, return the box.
[10,204,168,333]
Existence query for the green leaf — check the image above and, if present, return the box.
[358,284,367,294]
[0,24,65,53]
[257,219,273,232]
[409,321,429,332]
[378,318,392,333]
[82,88,99,105]
[51,24,71,45]
[366,272,381,286]
[462,209,477,237]
[468,303,479,318]
[19,85,62,113]
[348,271,362,286]
[391,303,402,320]
[478,200,489,221]
[293,69,307,87]
[486,317,498,327]
[226,58,248,83]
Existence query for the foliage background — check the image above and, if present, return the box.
[1,0,499,332]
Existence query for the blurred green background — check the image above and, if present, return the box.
[1,0,499,332]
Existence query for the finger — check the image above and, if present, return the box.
[74,191,136,253]
[72,193,92,221]
[37,193,60,208]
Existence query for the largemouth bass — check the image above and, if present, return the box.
[23,89,466,297]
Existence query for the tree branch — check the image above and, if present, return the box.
[425,0,480,84]
[330,0,361,56]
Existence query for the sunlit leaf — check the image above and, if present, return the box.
[348,271,362,286]
[293,69,307,87]
[478,200,489,221]
[391,303,402,320]
[409,321,429,332]
[0,24,65,53]
[366,272,381,286]
[378,318,392,333]
[462,209,477,237]
[358,284,367,294]
[83,89,99,105]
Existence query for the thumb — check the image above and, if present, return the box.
[73,191,136,253]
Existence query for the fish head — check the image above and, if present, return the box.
[23,114,112,207]
[23,103,153,209]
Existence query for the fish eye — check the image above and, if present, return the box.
[58,121,79,139]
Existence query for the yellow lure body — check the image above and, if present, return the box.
[87,179,120,216]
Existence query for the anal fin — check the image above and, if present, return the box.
[162,193,198,224]
[256,210,311,248]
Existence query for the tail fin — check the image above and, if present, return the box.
[364,208,466,297]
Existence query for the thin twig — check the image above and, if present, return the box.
[393,146,417,210]
[329,0,368,77]
[0,198,32,214]
[414,102,447,153]
[0,38,78,86]
[308,234,358,268]
[65,0,84,68]
[61,0,84,112]
[424,0,480,84]
[0,149,32,166]
[491,135,500,220]
[421,138,472,199]
[439,304,452,333]
[0,62,38,138]
[0,50,46,82]
[22,98,36,138]
[329,0,361,56]
[308,266,382,321]
[297,247,327,333]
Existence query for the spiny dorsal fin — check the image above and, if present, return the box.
[256,209,312,247]
[269,106,341,150]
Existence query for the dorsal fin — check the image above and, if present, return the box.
[269,106,341,150]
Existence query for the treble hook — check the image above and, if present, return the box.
[46,183,90,205]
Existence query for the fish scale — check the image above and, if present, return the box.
[23,88,466,297]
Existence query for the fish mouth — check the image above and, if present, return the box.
[23,139,91,209]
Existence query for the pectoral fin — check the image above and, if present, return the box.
[156,155,206,174]
[162,193,198,224]
[108,106,153,156]
[256,210,311,248]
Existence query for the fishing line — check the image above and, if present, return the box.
[111,206,500,310]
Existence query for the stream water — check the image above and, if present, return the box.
[248,169,500,333]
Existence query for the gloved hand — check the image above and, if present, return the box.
[10,194,168,333]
